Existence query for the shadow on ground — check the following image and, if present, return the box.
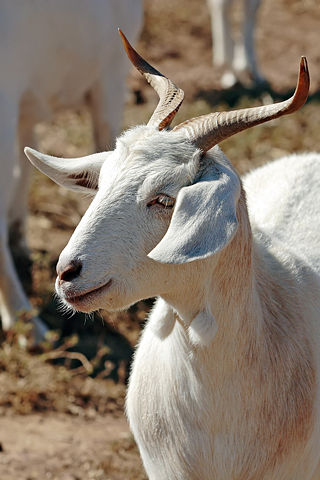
[197,81,320,109]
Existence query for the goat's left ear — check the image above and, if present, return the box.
[148,164,240,264]
[24,147,108,194]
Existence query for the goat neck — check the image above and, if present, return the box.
[160,185,259,353]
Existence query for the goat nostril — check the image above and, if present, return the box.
[58,260,82,282]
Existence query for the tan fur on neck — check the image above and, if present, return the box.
[208,187,316,477]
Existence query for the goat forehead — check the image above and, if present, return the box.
[99,126,200,194]
[99,156,194,201]
[117,126,199,165]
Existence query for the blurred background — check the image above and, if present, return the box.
[0,0,319,478]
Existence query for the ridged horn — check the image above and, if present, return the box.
[119,28,184,130]
[173,57,310,152]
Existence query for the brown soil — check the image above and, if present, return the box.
[2,0,319,478]
[0,414,146,480]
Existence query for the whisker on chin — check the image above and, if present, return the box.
[84,312,96,324]
[54,292,77,318]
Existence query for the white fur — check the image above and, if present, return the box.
[0,1,143,337]
[243,153,320,274]
[207,0,265,87]
[26,124,320,479]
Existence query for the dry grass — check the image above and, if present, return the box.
[0,328,125,417]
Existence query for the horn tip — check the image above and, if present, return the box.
[118,27,136,63]
[24,146,40,164]
[24,146,34,157]
[299,55,310,92]
[300,56,308,73]
[118,28,127,45]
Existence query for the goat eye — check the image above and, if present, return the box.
[147,194,175,209]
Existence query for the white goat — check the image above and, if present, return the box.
[0,1,143,339]
[25,32,320,479]
[207,0,265,87]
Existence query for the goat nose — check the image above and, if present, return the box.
[57,259,82,282]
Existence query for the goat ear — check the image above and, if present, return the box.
[24,147,108,194]
[148,165,240,264]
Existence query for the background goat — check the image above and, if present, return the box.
[0,1,142,339]
[25,32,320,479]
[207,0,265,87]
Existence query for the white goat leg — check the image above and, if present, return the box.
[233,0,264,83]
[208,0,264,87]
[0,1,143,338]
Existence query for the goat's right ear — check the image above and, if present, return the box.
[148,163,241,264]
[24,147,108,194]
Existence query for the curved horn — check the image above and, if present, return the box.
[119,28,184,130]
[173,57,310,153]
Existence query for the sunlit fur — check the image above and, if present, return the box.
[0,0,142,338]
[26,124,320,479]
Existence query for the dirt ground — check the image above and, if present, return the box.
[1,0,319,478]
[0,414,145,480]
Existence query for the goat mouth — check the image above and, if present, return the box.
[64,279,112,307]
